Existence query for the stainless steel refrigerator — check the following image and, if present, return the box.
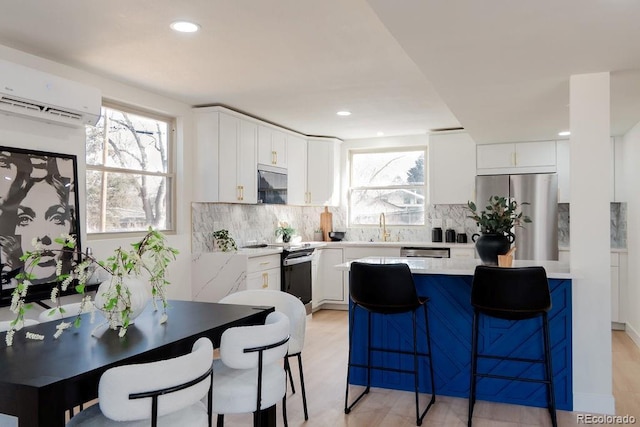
[475,174,558,261]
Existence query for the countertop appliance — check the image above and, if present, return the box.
[475,173,558,261]
[400,247,450,258]
[281,246,315,314]
[258,165,287,204]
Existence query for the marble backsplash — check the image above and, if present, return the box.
[192,202,627,252]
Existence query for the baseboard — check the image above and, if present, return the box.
[573,392,616,415]
[316,303,348,311]
[625,322,640,349]
[611,321,626,331]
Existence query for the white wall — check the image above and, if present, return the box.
[569,72,614,413]
[622,120,640,346]
[0,44,196,320]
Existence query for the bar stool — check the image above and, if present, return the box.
[468,265,557,427]
[344,262,436,426]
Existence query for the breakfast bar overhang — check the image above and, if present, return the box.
[337,257,573,411]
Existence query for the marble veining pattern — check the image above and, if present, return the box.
[557,202,626,248]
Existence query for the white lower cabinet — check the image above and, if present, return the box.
[611,252,627,325]
[246,254,281,291]
[316,248,345,304]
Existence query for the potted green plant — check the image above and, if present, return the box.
[212,229,237,252]
[275,222,295,243]
[466,196,531,264]
[5,228,178,345]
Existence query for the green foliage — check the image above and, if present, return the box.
[467,196,532,235]
[275,222,295,242]
[212,229,237,252]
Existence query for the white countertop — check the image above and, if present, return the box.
[310,241,476,249]
[336,257,572,279]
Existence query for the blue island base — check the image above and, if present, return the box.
[349,274,572,411]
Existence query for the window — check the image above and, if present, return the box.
[349,148,425,226]
[85,103,174,234]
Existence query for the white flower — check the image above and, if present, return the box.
[50,287,59,303]
[61,233,76,246]
[118,327,127,338]
[5,330,14,346]
[25,332,44,340]
[160,313,168,324]
[10,292,20,313]
[53,321,71,339]
[61,276,73,291]
[55,260,63,277]
[20,280,31,297]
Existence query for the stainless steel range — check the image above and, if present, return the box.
[280,245,314,314]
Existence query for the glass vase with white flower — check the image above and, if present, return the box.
[5,228,178,346]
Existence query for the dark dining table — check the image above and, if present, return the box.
[0,300,275,427]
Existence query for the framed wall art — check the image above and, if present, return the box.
[0,146,82,305]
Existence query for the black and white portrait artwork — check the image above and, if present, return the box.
[0,146,81,289]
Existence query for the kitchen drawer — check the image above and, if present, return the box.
[248,254,281,273]
[450,248,475,259]
[344,247,400,260]
[247,268,281,291]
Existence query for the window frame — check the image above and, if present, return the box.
[348,146,427,227]
[85,100,176,237]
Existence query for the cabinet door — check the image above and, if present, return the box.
[476,143,515,171]
[218,113,240,203]
[247,267,281,291]
[307,138,337,206]
[257,125,273,166]
[194,111,220,201]
[238,119,257,204]
[613,137,626,202]
[287,136,307,205]
[515,140,556,168]
[429,132,476,204]
[271,130,287,168]
[317,248,345,303]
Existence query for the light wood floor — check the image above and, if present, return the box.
[219,309,640,427]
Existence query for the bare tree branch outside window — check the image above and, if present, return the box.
[85,105,173,233]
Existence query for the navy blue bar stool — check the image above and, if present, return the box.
[468,265,557,427]
[345,262,436,426]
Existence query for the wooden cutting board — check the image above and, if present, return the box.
[320,206,333,242]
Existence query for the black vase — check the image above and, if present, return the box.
[471,232,514,265]
[283,234,291,243]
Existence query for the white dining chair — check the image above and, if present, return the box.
[38,302,92,322]
[0,319,39,332]
[212,310,290,427]
[66,337,214,427]
[219,290,309,420]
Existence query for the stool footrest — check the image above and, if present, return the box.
[349,362,432,377]
[477,353,545,364]
[475,372,551,384]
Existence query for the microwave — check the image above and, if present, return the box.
[257,165,287,204]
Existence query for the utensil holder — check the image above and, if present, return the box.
[497,254,513,267]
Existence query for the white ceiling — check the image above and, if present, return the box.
[0,0,638,143]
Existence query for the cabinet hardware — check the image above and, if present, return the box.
[262,272,268,288]
[512,152,517,166]
[237,185,241,200]
[259,261,270,266]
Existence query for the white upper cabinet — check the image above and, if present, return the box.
[258,125,287,168]
[287,135,307,205]
[287,137,339,206]
[429,132,476,205]
[219,113,258,204]
[307,138,339,206]
[476,141,556,175]
[557,137,625,203]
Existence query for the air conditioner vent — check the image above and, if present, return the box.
[0,96,44,112]
[46,107,83,121]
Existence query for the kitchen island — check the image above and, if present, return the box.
[337,257,573,411]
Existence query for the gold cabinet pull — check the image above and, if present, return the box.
[512,152,517,166]
[262,272,268,288]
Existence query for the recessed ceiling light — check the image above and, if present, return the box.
[377,132,385,136]
[558,131,571,136]
[336,111,351,116]
[170,21,200,33]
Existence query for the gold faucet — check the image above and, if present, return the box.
[379,213,391,242]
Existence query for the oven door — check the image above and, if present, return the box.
[282,253,313,307]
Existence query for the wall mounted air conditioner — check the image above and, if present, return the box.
[0,59,101,128]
